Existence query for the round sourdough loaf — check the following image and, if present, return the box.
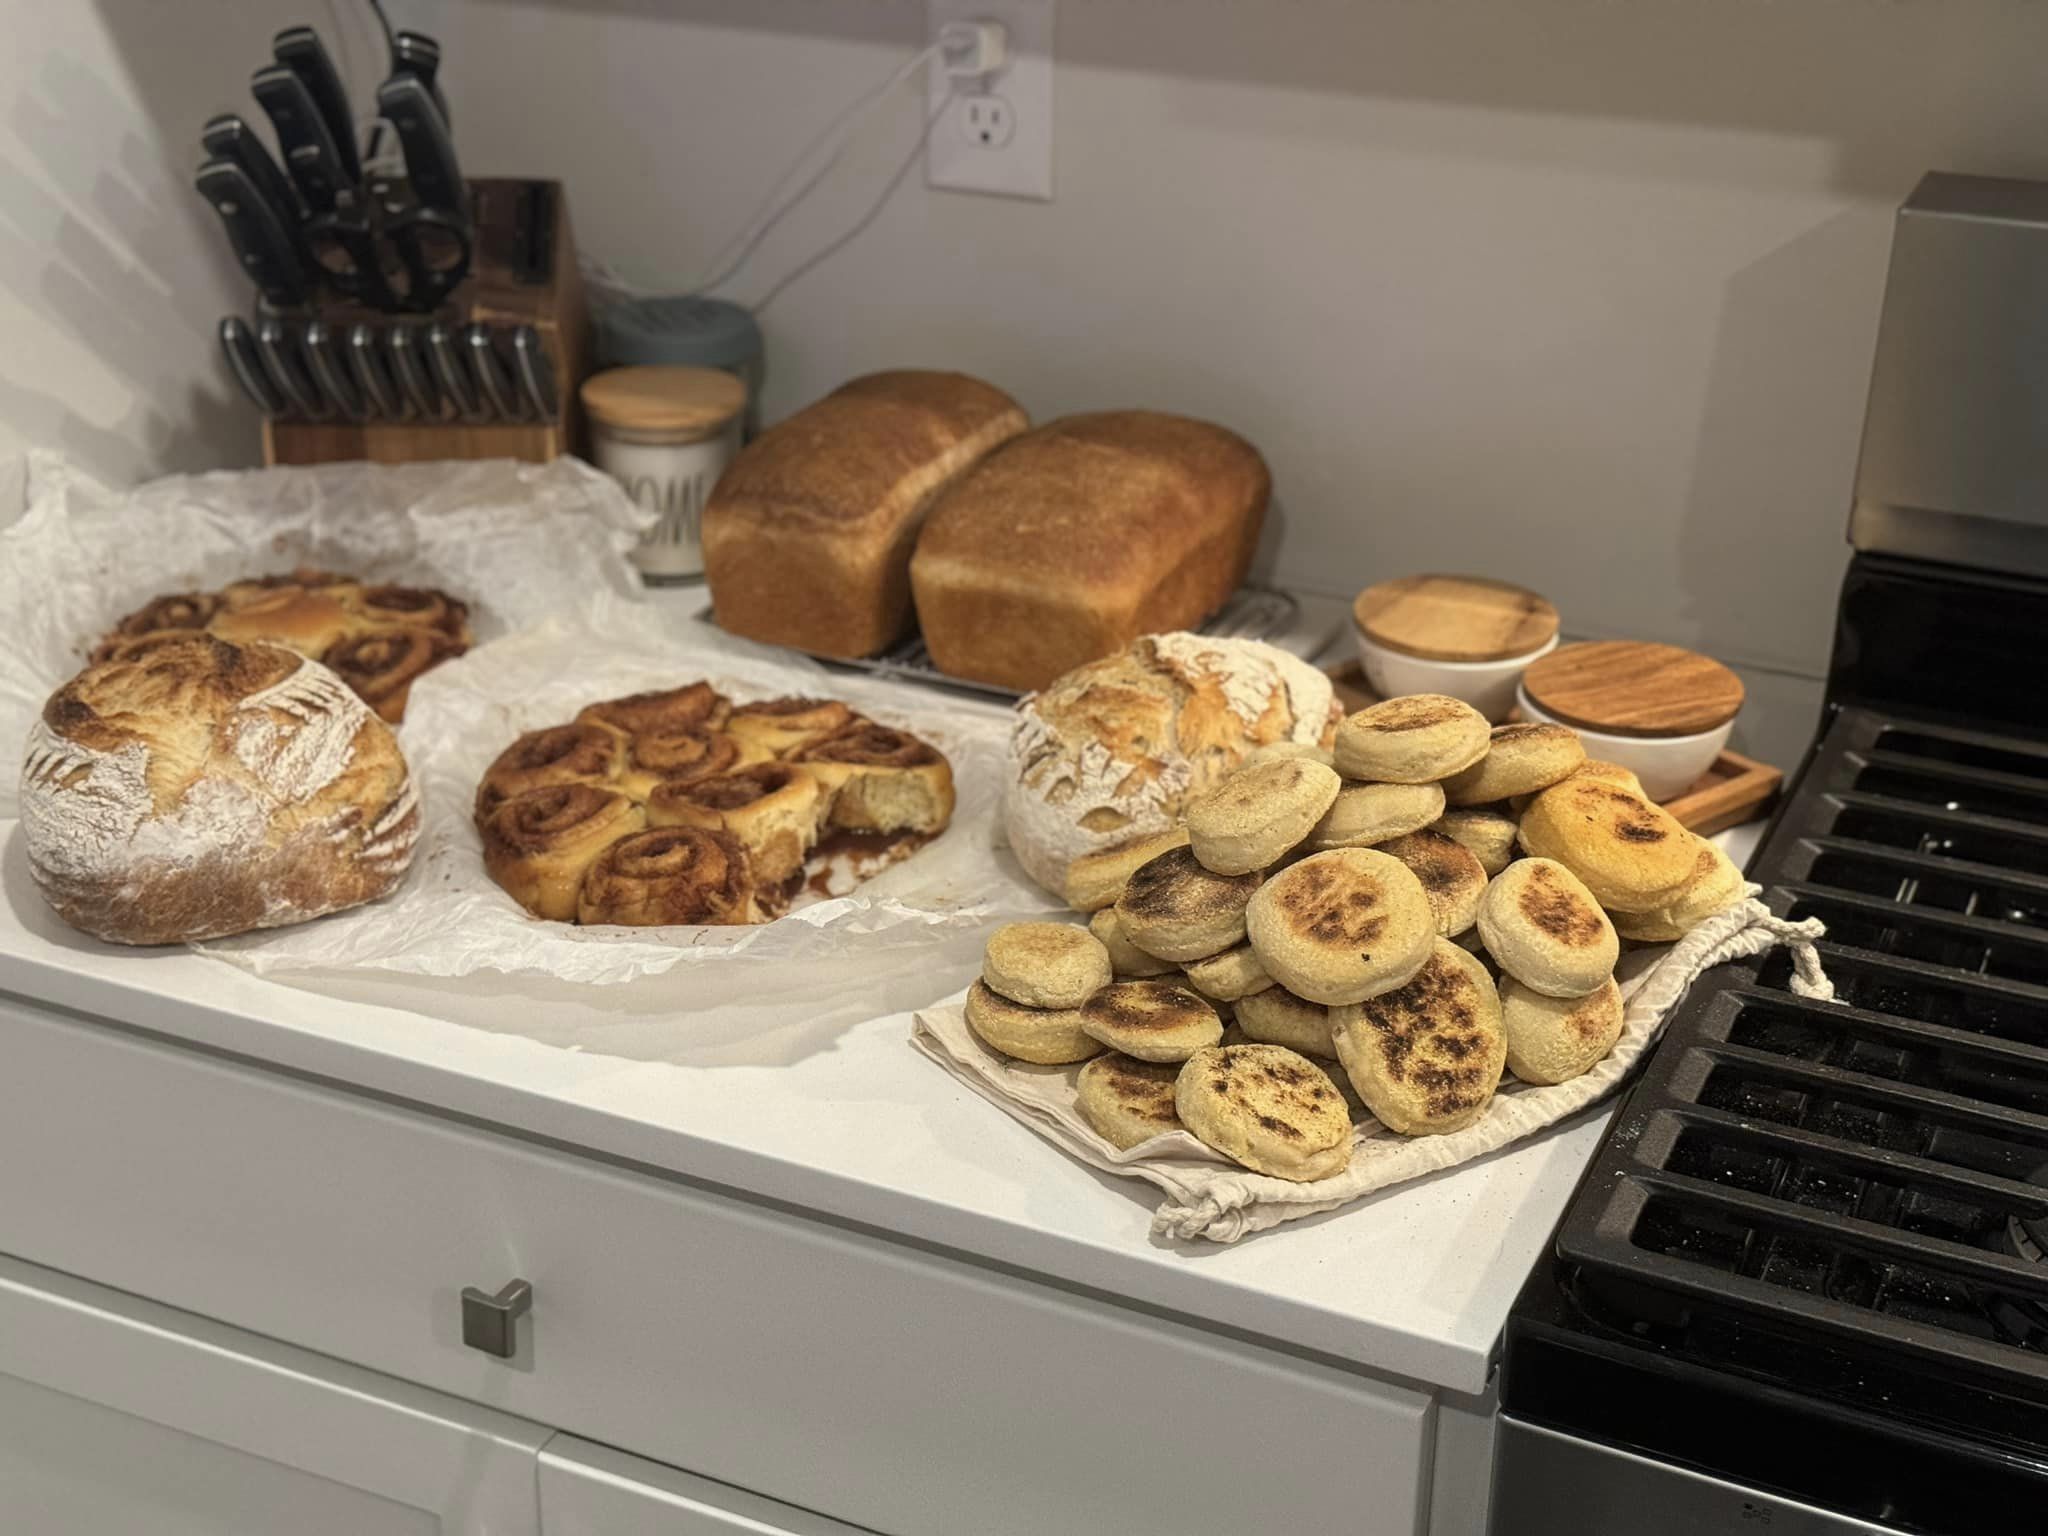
[20,637,418,945]
[1004,633,1338,897]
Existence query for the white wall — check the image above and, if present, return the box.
[430,0,2048,766]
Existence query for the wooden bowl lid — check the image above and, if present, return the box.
[580,365,746,437]
[1521,641,1744,737]
[1352,574,1559,662]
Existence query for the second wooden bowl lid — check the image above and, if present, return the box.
[1522,640,1744,737]
[1352,574,1559,662]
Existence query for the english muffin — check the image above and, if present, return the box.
[1431,807,1520,876]
[1610,835,1748,942]
[1080,979,1225,1062]
[1245,847,1435,1005]
[1241,740,1336,771]
[1089,905,1179,977]
[1375,828,1487,937]
[1076,1053,1185,1149]
[1502,974,1624,1085]
[1441,723,1587,806]
[1305,781,1446,851]
[1331,938,1506,1135]
[1517,779,1698,912]
[1513,758,1647,813]
[1233,986,1338,1059]
[1062,827,1191,913]
[1182,942,1276,1001]
[1475,857,1618,997]
[1115,846,1263,962]
[963,981,1104,1064]
[1175,1044,1354,1181]
[1185,756,1342,875]
[981,921,1115,1009]
[1332,694,1491,783]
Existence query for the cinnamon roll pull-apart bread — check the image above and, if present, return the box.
[91,568,471,722]
[474,680,954,927]
[20,637,419,944]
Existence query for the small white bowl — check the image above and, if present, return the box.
[1515,684,1733,801]
[1355,627,1559,723]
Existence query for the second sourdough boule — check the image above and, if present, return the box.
[963,982,1103,1064]
[1080,980,1224,1062]
[1246,847,1436,1005]
[1089,906,1178,977]
[1475,857,1618,998]
[1503,975,1624,1085]
[1233,986,1337,1059]
[1175,1044,1353,1181]
[1333,694,1491,783]
[1076,1054,1184,1148]
[1331,938,1506,1135]
[1115,846,1263,961]
[1185,756,1341,875]
[982,921,1114,1008]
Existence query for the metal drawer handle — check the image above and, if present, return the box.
[460,1278,532,1359]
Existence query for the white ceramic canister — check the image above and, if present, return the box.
[581,365,749,584]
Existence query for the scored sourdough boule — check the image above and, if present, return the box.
[1062,827,1191,913]
[1611,835,1748,942]
[1475,857,1619,998]
[1076,1054,1184,1149]
[963,981,1104,1064]
[1182,942,1275,1001]
[1430,807,1520,877]
[1503,974,1624,1085]
[1331,938,1507,1136]
[1305,781,1445,851]
[1115,845,1263,962]
[1185,756,1342,875]
[1080,980,1224,1062]
[1375,828,1487,937]
[1174,1044,1353,1181]
[1246,847,1436,1005]
[1441,723,1587,806]
[1089,906,1178,977]
[1518,778,1699,912]
[981,921,1114,1008]
[1233,986,1337,1059]
[1333,694,1491,784]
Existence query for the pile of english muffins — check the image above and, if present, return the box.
[965,694,1747,1183]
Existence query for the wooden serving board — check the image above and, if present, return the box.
[1324,659,1781,835]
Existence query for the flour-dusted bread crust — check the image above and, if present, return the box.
[702,370,1028,659]
[1004,633,1337,896]
[911,411,1272,691]
[21,638,418,944]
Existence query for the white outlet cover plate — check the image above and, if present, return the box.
[927,0,1055,200]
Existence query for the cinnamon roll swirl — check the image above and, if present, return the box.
[725,696,857,758]
[356,584,472,641]
[322,628,469,723]
[614,727,767,800]
[646,763,824,885]
[93,592,221,661]
[794,722,956,834]
[218,568,351,610]
[209,587,360,656]
[575,826,757,927]
[575,681,730,739]
[480,784,647,921]
[475,722,626,821]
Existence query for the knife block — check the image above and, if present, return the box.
[263,178,591,467]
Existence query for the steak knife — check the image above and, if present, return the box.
[256,317,328,418]
[347,323,407,419]
[273,27,362,186]
[218,317,285,415]
[425,323,488,422]
[512,325,559,421]
[304,320,368,422]
[463,324,526,421]
[194,159,307,308]
[252,64,349,214]
[386,326,444,420]
[201,113,305,228]
[376,75,469,224]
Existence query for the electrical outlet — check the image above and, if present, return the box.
[927,0,1054,200]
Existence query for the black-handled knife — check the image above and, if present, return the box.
[347,324,407,418]
[219,317,285,414]
[426,323,488,422]
[463,324,526,421]
[194,159,307,308]
[511,326,559,421]
[201,113,304,227]
[252,64,349,214]
[304,320,368,422]
[256,317,329,418]
[376,75,469,223]
[273,27,362,186]
[386,326,444,420]
[392,30,449,125]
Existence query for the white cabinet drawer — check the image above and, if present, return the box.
[540,1436,869,1536]
[0,1000,1431,1536]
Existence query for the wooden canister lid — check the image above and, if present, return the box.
[1522,641,1744,737]
[580,365,746,439]
[1353,574,1559,662]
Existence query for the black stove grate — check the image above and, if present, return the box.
[1556,706,2048,1436]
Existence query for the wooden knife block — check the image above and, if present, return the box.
[264,178,590,467]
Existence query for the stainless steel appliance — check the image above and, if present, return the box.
[1491,172,2048,1534]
